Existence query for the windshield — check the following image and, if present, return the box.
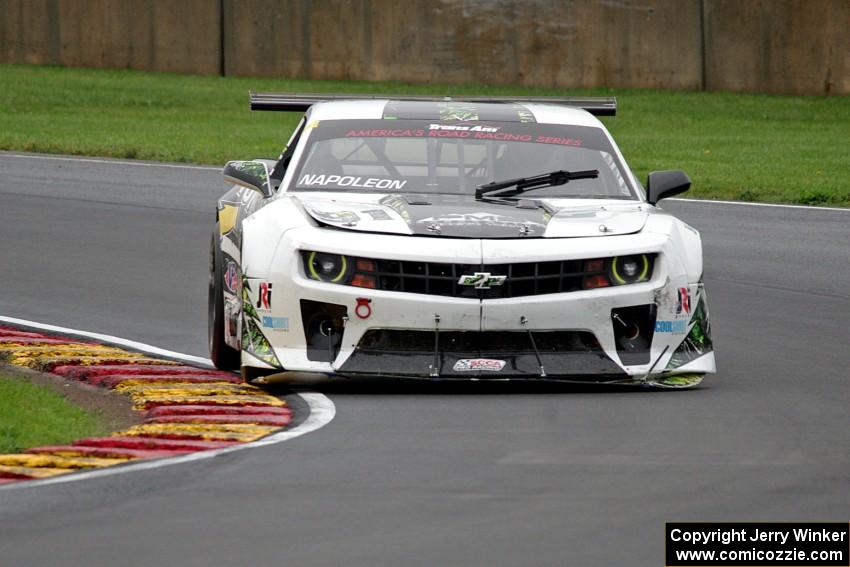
[289,119,636,199]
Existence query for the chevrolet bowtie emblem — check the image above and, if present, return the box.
[457,272,507,289]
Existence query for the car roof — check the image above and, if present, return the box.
[306,99,606,129]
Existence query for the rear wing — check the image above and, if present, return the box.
[249,92,616,116]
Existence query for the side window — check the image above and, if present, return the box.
[270,117,307,187]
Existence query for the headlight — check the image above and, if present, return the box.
[303,251,376,288]
[306,251,351,283]
[609,254,651,285]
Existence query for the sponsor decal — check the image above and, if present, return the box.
[438,103,478,121]
[298,174,408,190]
[224,261,240,293]
[667,289,713,369]
[676,287,691,316]
[655,320,688,334]
[380,101,537,123]
[234,186,262,201]
[515,107,535,123]
[261,316,289,331]
[458,272,507,289]
[427,130,580,144]
[418,212,543,230]
[429,123,500,133]
[344,126,532,142]
[453,358,506,372]
[241,280,282,368]
[379,195,412,222]
[217,204,240,235]
[363,209,392,221]
[257,282,272,310]
[470,132,532,141]
[231,161,268,183]
[307,208,360,224]
[315,120,611,156]
[534,135,582,147]
[355,297,372,319]
[346,128,425,138]
[224,300,239,339]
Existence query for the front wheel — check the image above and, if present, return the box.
[208,231,240,370]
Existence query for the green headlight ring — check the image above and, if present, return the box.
[610,254,650,285]
[307,251,349,283]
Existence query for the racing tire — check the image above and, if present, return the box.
[208,231,240,370]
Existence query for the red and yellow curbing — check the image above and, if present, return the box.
[0,325,290,484]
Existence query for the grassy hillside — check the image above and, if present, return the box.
[1,64,847,206]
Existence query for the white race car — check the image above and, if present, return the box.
[209,93,714,387]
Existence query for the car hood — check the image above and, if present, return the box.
[292,193,648,238]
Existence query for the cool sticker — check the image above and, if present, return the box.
[655,320,688,334]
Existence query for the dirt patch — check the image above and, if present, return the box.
[0,364,143,433]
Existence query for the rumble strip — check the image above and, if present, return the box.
[0,325,292,485]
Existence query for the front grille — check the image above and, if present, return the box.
[371,258,650,298]
[372,259,479,297]
[302,251,656,299]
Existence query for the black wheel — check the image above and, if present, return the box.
[208,231,240,370]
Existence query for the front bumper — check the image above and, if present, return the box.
[240,227,715,382]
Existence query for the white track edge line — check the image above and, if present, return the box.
[0,316,212,366]
[0,152,219,171]
[0,316,336,491]
[2,153,848,212]
[667,197,849,213]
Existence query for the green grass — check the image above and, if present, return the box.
[1,64,848,206]
[0,375,107,453]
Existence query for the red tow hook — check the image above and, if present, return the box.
[355,297,372,319]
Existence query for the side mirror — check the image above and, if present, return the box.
[646,170,691,205]
[223,160,272,198]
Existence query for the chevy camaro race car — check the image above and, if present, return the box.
[209,93,715,387]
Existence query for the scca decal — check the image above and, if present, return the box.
[656,320,688,334]
[453,358,506,372]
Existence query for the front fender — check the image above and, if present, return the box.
[242,197,315,277]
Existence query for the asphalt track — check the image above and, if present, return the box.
[0,152,847,566]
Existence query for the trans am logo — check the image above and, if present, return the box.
[224,261,240,293]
